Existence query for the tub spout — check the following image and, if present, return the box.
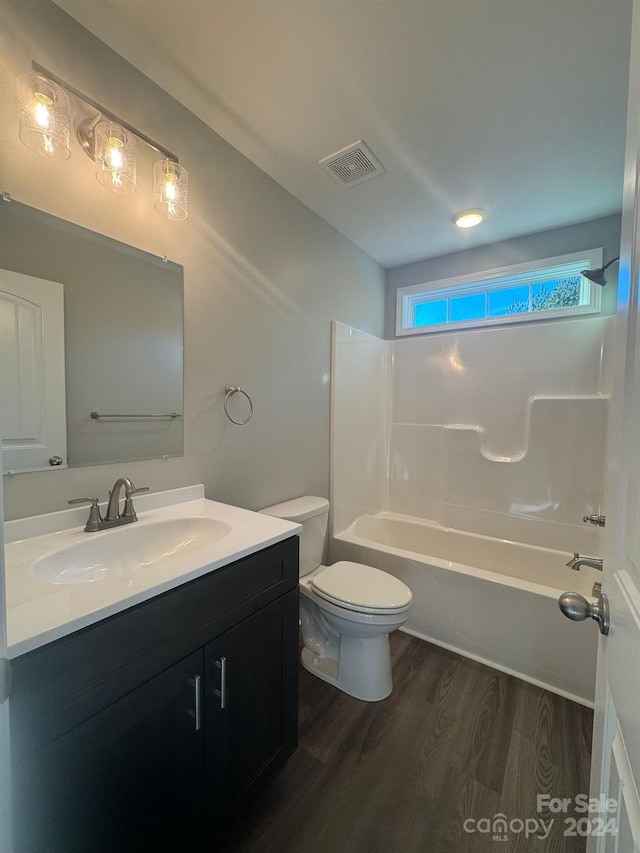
[566,552,603,572]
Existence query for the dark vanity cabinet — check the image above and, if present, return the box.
[9,537,299,853]
[204,594,299,816]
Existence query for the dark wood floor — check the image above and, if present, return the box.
[214,632,593,853]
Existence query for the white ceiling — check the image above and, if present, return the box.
[54,0,632,268]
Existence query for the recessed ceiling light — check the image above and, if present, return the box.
[454,209,485,229]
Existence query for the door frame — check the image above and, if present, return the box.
[587,0,640,848]
[0,443,14,852]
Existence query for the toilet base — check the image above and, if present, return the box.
[300,632,393,702]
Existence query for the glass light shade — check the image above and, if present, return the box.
[94,120,137,194]
[17,72,71,160]
[154,159,188,221]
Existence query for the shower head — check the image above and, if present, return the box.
[580,256,620,286]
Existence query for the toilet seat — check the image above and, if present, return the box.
[310,561,412,615]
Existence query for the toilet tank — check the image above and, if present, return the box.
[260,496,329,577]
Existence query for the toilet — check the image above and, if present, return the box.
[260,496,412,701]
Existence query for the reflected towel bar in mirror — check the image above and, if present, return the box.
[90,411,183,420]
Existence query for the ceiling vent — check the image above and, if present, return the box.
[319,140,386,187]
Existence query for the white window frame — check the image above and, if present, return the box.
[395,248,603,337]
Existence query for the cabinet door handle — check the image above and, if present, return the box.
[214,656,227,709]
[194,674,202,730]
[188,674,202,731]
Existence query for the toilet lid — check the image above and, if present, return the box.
[311,562,412,612]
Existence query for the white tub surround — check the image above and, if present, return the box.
[4,485,300,657]
[333,514,599,705]
[332,320,611,554]
[331,319,612,705]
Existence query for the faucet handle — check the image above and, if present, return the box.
[121,486,150,520]
[68,497,103,532]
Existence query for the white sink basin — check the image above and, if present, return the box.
[32,516,232,584]
[5,486,302,658]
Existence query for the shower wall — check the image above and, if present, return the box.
[330,323,389,535]
[332,316,613,553]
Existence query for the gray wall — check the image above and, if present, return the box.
[0,0,385,519]
[385,214,622,338]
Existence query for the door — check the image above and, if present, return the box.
[0,268,67,473]
[585,1,640,848]
[203,592,298,817]
[11,650,204,853]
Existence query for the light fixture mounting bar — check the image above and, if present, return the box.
[31,61,178,163]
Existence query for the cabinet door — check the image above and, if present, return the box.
[204,590,299,815]
[12,650,204,853]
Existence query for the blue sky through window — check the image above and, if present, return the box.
[488,286,530,316]
[450,293,486,321]
[415,300,447,326]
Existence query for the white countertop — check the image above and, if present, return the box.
[4,485,301,658]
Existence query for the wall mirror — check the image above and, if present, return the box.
[0,198,184,473]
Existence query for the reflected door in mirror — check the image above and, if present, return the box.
[0,269,67,473]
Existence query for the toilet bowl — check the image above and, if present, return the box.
[260,497,412,701]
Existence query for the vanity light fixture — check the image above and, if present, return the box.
[17,71,71,160]
[454,209,485,229]
[153,158,188,221]
[17,64,188,218]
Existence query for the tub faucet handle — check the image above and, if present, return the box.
[583,514,606,527]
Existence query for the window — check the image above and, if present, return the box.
[396,249,603,336]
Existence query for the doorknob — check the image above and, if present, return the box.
[558,591,610,635]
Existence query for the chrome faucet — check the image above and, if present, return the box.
[566,552,603,572]
[69,478,149,532]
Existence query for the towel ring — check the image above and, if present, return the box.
[224,385,254,425]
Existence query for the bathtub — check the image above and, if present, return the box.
[332,513,599,706]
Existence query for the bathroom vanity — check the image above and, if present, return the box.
[5,487,300,852]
